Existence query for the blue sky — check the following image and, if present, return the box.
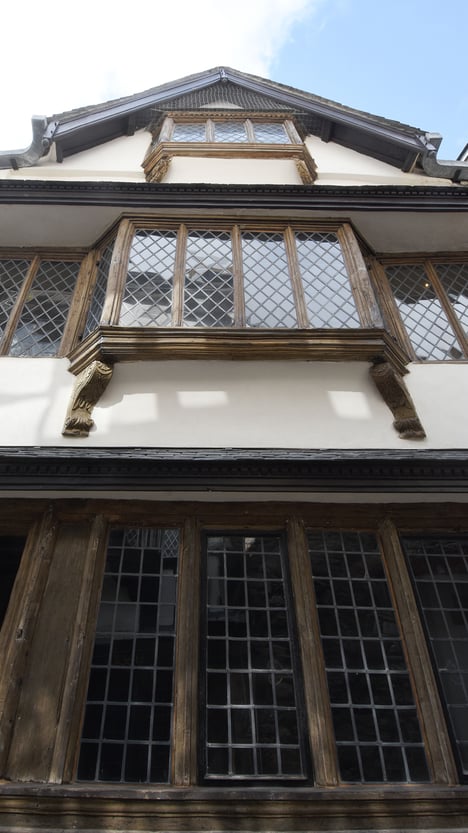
[0,0,466,159]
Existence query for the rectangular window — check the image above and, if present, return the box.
[78,527,180,783]
[162,118,293,145]
[403,535,468,779]
[202,533,308,781]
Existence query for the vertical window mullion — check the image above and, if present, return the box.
[287,518,339,786]
[284,228,309,329]
[172,225,188,326]
[59,251,97,356]
[337,224,383,328]
[172,518,201,785]
[100,219,134,325]
[424,260,468,358]
[206,120,214,142]
[232,225,245,327]
[1,255,40,355]
[378,519,458,784]
[368,258,417,359]
[245,119,256,143]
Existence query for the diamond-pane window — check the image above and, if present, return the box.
[172,123,206,142]
[385,264,462,360]
[0,260,30,340]
[213,122,248,143]
[183,231,234,327]
[242,232,296,327]
[253,123,289,144]
[10,261,80,357]
[434,263,468,337]
[120,230,177,327]
[296,232,360,327]
[84,242,114,337]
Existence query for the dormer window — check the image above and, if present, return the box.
[167,117,293,145]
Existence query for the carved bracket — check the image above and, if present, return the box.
[62,360,113,438]
[370,360,426,440]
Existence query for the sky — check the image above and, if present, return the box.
[0,0,466,159]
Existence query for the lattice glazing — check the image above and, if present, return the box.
[183,231,234,326]
[0,260,30,340]
[403,536,468,776]
[385,264,461,360]
[204,534,307,780]
[172,122,206,142]
[9,260,80,357]
[120,230,177,327]
[253,123,289,143]
[308,530,429,783]
[84,243,114,337]
[296,232,360,327]
[78,527,180,784]
[242,232,296,327]
[214,122,248,142]
[435,263,468,350]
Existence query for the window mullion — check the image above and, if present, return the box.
[0,255,40,355]
[337,224,383,328]
[160,116,174,141]
[173,225,188,326]
[284,227,309,328]
[206,120,215,142]
[172,518,201,785]
[245,119,255,143]
[378,519,458,785]
[59,251,97,356]
[424,260,468,357]
[285,119,301,143]
[368,258,416,359]
[232,225,245,327]
[287,517,340,786]
[100,219,134,325]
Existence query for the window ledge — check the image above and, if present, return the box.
[143,141,317,184]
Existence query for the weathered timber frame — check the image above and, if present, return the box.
[143,111,317,184]
[0,500,467,832]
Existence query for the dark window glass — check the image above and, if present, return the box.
[78,527,180,783]
[308,530,429,783]
[202,533,308,781]
[403,535,468,778]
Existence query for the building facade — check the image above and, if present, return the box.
[0,67,468,831]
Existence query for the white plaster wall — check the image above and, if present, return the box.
[0,357,467,450]
[162,157,302,185]
[305,136,453,187]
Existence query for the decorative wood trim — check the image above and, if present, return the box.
[379,520,458,784]
[67,326,411,376]
[62,360,113,438]
[172,519,201,786]
[337,224,383,328]
[370,359,426,439]
[100,218,134,325]
[287,518,339,786]
[142,142,317,184]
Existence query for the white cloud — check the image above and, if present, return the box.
[0,0,322,150]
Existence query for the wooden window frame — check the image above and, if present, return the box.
[143,111,317,184]
[368,253,468,361]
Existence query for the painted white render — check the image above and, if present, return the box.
[0,357,466,450]
[162,156,303,185]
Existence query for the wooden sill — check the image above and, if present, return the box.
[67,326,411,376]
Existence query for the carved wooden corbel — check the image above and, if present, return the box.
[295,157,316,184]
[62,360,113,438]
[143,151,172,183]
[370,359,426,440]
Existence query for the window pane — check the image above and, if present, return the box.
[308,530,429,783]
[403,535,468,778]
[434,263,468,339]
[0,260,30,341]
[296,232,360,327]
[9,261,80,357]
[203,534,308,780]
[253,123,290,144]
[214,122,248,143]
[84,241,114,337]
[120,230,177,327]
[172,123,206,142]
[78,527,180,783]
[242,232,297,327]
[385,264,462,360]
[0,536,26,628]
[183,231,234,327]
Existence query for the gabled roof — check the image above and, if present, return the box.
[1,66,467,181]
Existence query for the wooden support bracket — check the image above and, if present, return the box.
[62,360,113,438]
[370,359,426,440]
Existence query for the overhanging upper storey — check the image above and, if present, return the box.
[1,66,467,180]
